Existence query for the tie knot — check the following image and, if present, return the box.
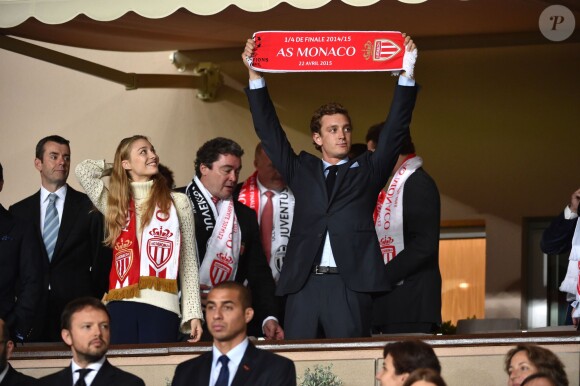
[218,355,230,366]
[326,165,338,174]
[264,190,274,199]
[76,368,93,379]
[211,196,220,204]
[48,193,57,203]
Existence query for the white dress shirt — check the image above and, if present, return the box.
[71,356,105,386]
[209,338,249,386]
[39,184,67,233]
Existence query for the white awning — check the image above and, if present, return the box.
[0,0,398,28]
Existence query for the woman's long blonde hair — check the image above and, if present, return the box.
[104,135,172,247]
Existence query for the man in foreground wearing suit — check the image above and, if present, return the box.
[171,281,296,386]
[0,319,38,386]
[9,136,111,342]
[40,297,144,386]
[178,138,283,340]
[367,132,442,334]
[242,35,419,339]
[0,162,43,343]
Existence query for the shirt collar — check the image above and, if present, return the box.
[212,337,249,367]
[40,184,67,203]
[0,363,9,384]
[322,158,348,170]
[71,356,106,384]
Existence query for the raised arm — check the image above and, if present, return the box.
[75,159,110,214]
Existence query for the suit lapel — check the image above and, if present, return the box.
[92,359,112,386]
[327,161,352,203]
[0,204,12,235]
[31,190,42,231]
[199,352,213,386]
[231,343,256,386]
[52,185,79,261]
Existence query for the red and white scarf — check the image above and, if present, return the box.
[105,199,180,301]
[197,193,242,287]
[559,218,580,317]
[237,171,294,282]
[374,155,423,264]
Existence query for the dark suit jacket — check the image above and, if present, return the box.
[245,85,418,295]
[171,342,296,386]
[39,360,144,386]
[541,210,577,255]
[9,185,111,341]
[372,168,442,327]
[1,364,38,386]
[0,205,42,340]
[175,187,281,336]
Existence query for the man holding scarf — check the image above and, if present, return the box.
[235,143,295,283]
[541,188,580,328]
[368,131,442,334]
[178,138,284,340]
[243,35,419,339]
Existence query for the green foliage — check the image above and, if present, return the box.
[299,364,344,386]
[439,320,456,335]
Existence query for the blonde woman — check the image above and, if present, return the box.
[76,135,202,344]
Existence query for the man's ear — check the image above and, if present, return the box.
[61,329,72,346]
[244,307,255,324]
[5,340,14,360]
[312,132,323,147]
[34,158,43,172]
[200,163,214,178]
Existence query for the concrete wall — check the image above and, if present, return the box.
[12,341,580,386]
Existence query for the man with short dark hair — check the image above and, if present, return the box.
[242,35,419,339]
[368,132,442,334]
[39,297,144,386]
[0,162,43,343]
[0,318,38,385]
[235,143,294,283]
[178,137,283,340]
[376,340,441,386]
[9,136,111,342]
[171,282,296,386]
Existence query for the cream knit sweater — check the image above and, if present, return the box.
[75,159,202,333]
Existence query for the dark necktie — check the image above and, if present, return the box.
[325,165,339,198]
[215,355,230,386]
[260,191,274,263]
[74,368,93,386]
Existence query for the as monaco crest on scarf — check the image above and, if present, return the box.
[114,239,134,283]
[210,252,234,285]
[147,227,174,271]
[248,31,405,72]
[379,236,396,264]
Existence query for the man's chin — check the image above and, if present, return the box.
[81,351,106,364]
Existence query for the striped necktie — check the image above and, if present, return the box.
[43,193,59,261]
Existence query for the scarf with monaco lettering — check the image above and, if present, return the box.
[105,199,180,301]
[186,177,241,286]
[373,155,423,264]
[559,218,580,318]
[237,171,295,282]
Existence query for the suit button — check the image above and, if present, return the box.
[317,233,323,238]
